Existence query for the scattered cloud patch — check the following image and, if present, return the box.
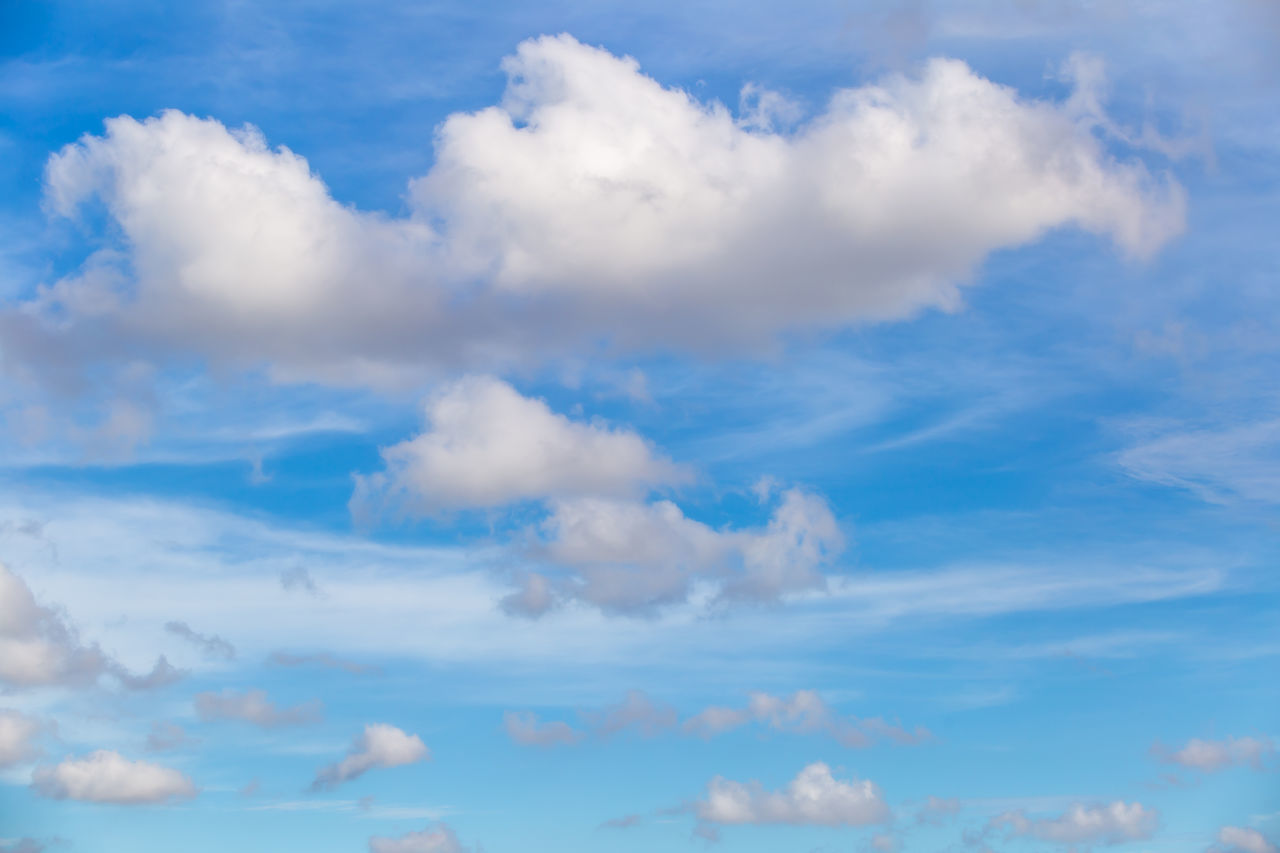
[1152,736,1274,772]
[697,761,890,827]
[987,801,1158,846]
[368,824,467,853]
[0,710,45,767]
[31,750,196,804]
[194,689,322,728]
[311,724,429,791]
[279,566,321,597]
[1212,826,1279,853]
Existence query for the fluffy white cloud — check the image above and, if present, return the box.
[0,710,44,767]
[311,724,429,790]
[31,750,196,804]
[10,35,1182,390]
[368,824,467,853]
[351,376,687,515]
[534,487,843,613]
[0,562,178,690]
[1213,827,1279,853]
[194,689,322,728]
[682,690,929,747]
[988,801,1158,846]
[1154,735,1274,771]
[697,761,889,826]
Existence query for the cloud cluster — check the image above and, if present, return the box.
[194,689,322,728]
[697,761,889,826]
[352,377,842,614]
[1152,735,1274,772]
[368,824,467,853]
[8,35,1182,392]
[311,724,429,790]
[0,562,179,690]
[987,801,1158,846]
[31,750,196,804]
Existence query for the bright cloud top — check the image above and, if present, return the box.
[351,375,688,515]
[311,723,430,790]
[696,761,890,826]
[31,750,197,804]
[14,34,1183,389]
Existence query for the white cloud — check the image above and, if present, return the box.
[31,750,196,804]
[534,486,843,613]
[502,711,583,747]
[988,801,1158,846]
[0,561,176,690]
[368,824,466,853]
[0,710,44,767]
[1153,736,1274,772]
[1117,419,1280,504]
[311,724,429,790]
[351,376,687,516]
[10,35,1181,391]
[682,690,929,747]
[1213,826,1279,853]
[194,689,322,728]
[697,761,889,826]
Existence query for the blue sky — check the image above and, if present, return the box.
[1,2,1278,852]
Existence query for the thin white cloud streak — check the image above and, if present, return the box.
[7,35,1183,391]
[1117,418,1280,504]
[31,750,197,804]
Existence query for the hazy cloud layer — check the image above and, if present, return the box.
[1152,736,1274,772]
[164,620,237,661]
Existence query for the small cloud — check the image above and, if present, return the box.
[164,620,236,661]
[279,566,321,597]
[32,750,196,804]
[194,689,322,728]
[311,724,429,791]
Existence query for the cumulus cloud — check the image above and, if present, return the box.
[368,824,467,853]
[31,750,196,804]
[988,801,1158,846]
[311,724,429,790]
[164,620,236,660]
[1212,827,1279,853]
[1152,736,1274,771]
[0,710,45,767]
[533,486,843,614]
[697,761,889,826]
[9,35,1182,392]
[683,690,929,747]
[351,376,688,516]
[194,689,322,728]
[0,562,177,690]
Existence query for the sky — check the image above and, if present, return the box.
[0,1,1278,852]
